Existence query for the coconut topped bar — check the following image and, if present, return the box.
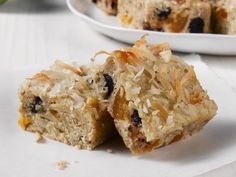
[97,36,217,154]
[18,60,115,149]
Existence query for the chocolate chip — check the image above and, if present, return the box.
[103,74,114,98]
[30,96,43,113]
[188,17,204,33]
[92,0,97,3]
[131,109,142,128]
[157,7,171,20]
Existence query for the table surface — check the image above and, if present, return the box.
[0,0,236,176]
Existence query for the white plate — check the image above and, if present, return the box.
[1,55,236,177]
[67,0,236,56]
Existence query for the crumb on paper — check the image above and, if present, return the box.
[106,148,113,153]
[56,160,70,170]
[36,132,45,143]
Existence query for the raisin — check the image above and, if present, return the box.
[92,0,97,3]
[188,17,204,33]
[103,74,114,98]
[131,109,142,128]
[157,7,171,20]
[30,96,43,113]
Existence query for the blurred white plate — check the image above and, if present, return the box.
[67,0,236,55]
[1,55,236,177]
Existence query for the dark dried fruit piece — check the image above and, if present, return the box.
[111,1,117,9]
[188,17,204,33]
[157,7,171,20]
[131,109,142,128]
[103,74,114,98]
[30,96,43,113]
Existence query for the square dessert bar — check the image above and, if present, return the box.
[100,37,217,154]
[212,0,236,34]
[18,61,115,149]
[118,0,211,33]
[92,0,118,15]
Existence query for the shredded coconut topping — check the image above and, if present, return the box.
[131,87,141,95]
[134,67,145,79]
[167,114,174,126]
[146,99,152,108]
[159,50,172,63]
[143,105,148,113]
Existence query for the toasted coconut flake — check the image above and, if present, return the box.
[31,73,50,81]
[134,34,148,47]
[55,60,82,75]
[149,43,170,56]
[93,50,112,61]
[190,91,205,104]
[126,47,156,61]
[146,99,152,108]
[155,116,161,126]
[79,78,90,90]
[167,114,174,125]
[134,67,144,79]
[131,87,141,95]
[181,66,196,84]
[112,50,141,66]
[173,69,184,100]
[152,102,168,122]
[149,85,161,95]
[143,105,148,113]
[159,65,168,74]
[134,98,141,106]
[71,93,85,109]
[159,50,172,63]
[152,110,160,116]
